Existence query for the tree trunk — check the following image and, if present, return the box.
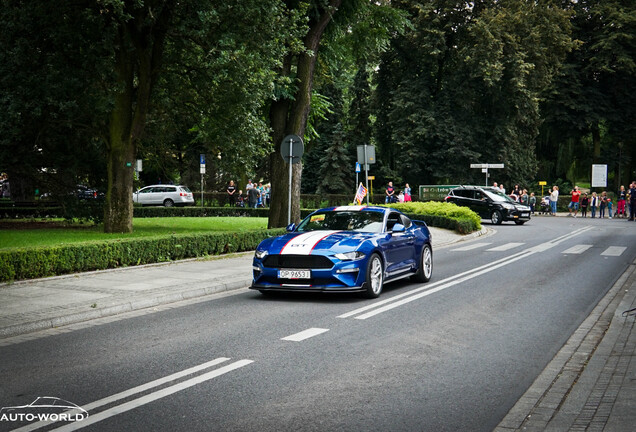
[103,3,173,233]
[267,0,342,228]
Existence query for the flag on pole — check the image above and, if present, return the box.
[354,183,367,205]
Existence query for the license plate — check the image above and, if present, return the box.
[278,269,311,279]
[521,213,529,217]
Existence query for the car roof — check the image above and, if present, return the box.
[141,184,184,188]
[315,206,397,214]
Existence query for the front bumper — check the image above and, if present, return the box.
[250,256,368,293]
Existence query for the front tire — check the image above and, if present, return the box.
[413,243,433,283]
[363,253,384,299]
[491,210,503,225]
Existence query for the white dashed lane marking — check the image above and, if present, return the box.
[486,242,525,252]
[601,246,627,257]
[281,328,329,342]
[562,244,594,254]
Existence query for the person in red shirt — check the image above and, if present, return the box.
[568,186,582,217]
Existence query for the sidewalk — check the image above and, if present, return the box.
[0,227,486,340]
[495,259,636,432]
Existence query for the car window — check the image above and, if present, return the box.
[484,189,516,203]
[179,186,192,193]
[400,214,412,228]
[297,211,384,233]
[453,189,471,198]
[139,188,152,194]
[386,212,401,231]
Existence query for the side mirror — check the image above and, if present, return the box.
[286,223,296,232]
[391,223,405,233]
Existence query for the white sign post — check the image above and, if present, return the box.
[470,163,504,186]
[591,164,607,188]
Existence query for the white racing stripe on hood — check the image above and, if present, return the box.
[280,230,341,255]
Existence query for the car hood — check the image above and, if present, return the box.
[262,231,377,256]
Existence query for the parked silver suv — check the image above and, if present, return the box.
[133,185,194,207]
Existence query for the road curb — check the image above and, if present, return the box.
[0,278,252,339]
[495,260,636,431]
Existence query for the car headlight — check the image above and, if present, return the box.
[502,203,515,210]
[334,251,365,261]
[255,249,268,259]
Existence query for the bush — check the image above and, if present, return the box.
[0,228,285,283]
[383,201,481,234]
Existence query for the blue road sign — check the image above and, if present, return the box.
[200,154,205,165]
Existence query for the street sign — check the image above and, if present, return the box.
[355,162,361,173]
[280,135,304,164]
[470,163,504,185]
[357,145,376,165]
[538,181,547,186]
[200,165,206,174]
[136,159,143,172]
[592,164,607,187]
[200,154,205,165]
[368,176,375,180]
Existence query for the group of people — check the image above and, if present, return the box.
[544,182,636,220]
[493,182,537,211]
[226,179,271,208]
[385,182,412,203]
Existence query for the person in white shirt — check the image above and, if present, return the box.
[549,185,559,215]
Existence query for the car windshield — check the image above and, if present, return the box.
[484,189,516,203]
[296,211,384,233]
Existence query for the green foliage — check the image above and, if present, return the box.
[0,229,285,282]
[384,201,481,234]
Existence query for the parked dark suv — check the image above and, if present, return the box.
[445,186,531,225]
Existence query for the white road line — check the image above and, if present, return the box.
[15,357,232,432]
[339,226,594,320]
[562,244,593,254]
[49,360,254,432]
[281,328,329,342]
[601,246,627,257]
[486,242,525,252]
[451,242,492,251]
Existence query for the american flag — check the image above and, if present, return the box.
[354,183,367,205]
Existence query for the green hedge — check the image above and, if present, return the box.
[0,229,285,283]
[383,201,482,234]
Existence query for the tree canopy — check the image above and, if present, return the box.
[1,0,633,228]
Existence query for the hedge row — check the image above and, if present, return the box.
[384,201,482,234]
[0,229,285,283]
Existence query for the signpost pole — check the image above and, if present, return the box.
[364,145,370,205]
[200,154,206,207]
[288,138,293,225]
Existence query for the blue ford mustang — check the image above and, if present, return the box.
[251,206,433,298]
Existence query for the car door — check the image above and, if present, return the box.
[471,190,492,218]
[136,187,154,205]
[383,212,415,276]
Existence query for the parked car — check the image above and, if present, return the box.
[76,185,104,200]
[251,205,433,298]
[133,185,194,207]
[445,185,531,225]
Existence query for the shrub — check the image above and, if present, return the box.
[383,201,481,234]
[0,229,285,283]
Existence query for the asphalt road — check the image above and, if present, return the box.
[1,216,634,432]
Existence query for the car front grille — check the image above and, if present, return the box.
[262,254,334,269]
